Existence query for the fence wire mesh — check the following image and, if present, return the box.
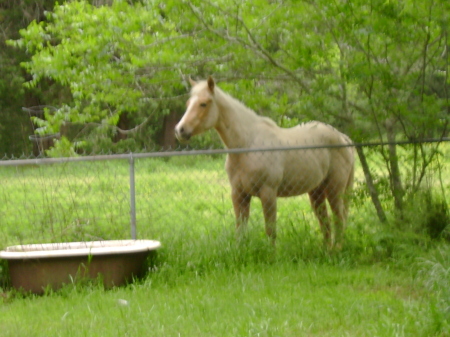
[0,140,449,248]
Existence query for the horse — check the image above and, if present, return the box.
[175,77,355,249]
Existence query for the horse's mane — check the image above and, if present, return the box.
[213,85,278,128]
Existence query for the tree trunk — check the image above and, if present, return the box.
[356,146,388,224]
[386,120,404,218]
[159,111,179,150]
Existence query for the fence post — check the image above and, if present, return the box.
[129,153,137,239]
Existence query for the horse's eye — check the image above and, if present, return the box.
[200,103,207,108]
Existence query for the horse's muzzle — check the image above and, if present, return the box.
[175,125,191,142]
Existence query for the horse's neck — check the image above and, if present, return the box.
[214,90,260,148]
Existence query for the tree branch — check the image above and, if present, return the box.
[187,1,311,92]
[141,31,204,49]
[187,1,370,117]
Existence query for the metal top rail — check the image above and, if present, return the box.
[1,137,449,167]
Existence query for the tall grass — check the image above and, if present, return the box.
[0,153,447,271]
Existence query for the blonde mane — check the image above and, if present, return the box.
[214,85,278,127]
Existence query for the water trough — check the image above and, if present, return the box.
[0,240,161,294]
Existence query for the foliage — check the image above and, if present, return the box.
[45,136,80,157]
[409,188,450,239]
[7,0,450,136]
[0,0,73,156]
[11,2,169,129]
[8,0,230,149]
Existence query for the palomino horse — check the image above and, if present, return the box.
[175,77,355,248]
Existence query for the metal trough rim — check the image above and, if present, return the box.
[0,240,161,259]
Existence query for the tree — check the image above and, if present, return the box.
[9,0,237,152]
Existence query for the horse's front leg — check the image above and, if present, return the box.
[231,188,251,235]
[259,186,278,242]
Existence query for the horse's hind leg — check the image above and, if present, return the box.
[309,185,332,248]
[327,193,346,250]
[327,166,354,250]
[232,188,251,235]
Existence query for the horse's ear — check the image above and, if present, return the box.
[207,76,215,93]
[189,77,197,86]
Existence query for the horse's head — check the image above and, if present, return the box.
[175,76,220,142]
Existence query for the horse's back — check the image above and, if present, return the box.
[287,122,354,164]
[283,121,349,145]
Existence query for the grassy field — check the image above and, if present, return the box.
[0,152,449,336]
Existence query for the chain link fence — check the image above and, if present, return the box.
[0,140,449,248]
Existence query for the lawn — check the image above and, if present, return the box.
[0,152,449,336]
[1,262,438,337]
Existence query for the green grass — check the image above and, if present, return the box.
[1,233,449,336]
[0,153,449,336]
[0,263,434,337]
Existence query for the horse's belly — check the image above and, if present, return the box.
[276,151,329,196]
[226,150,329,197]
[237,169,324,197]
[277,176,322,197]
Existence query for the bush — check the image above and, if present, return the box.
[423,193,450,239]
[417,190,449,239]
